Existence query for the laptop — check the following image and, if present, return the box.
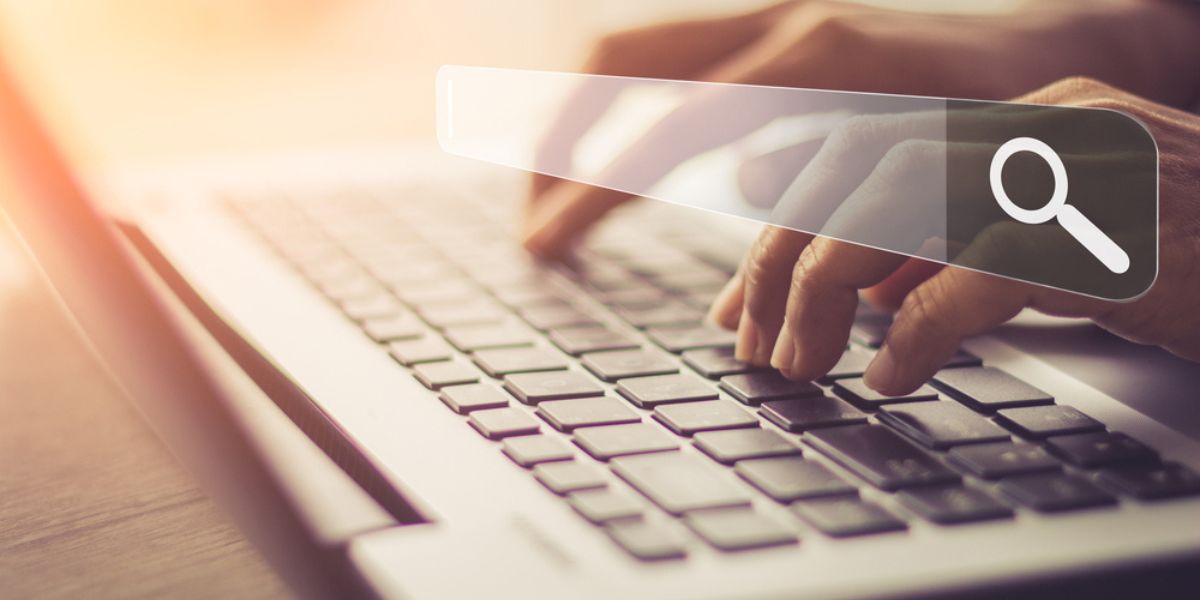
[4,36,1200,600]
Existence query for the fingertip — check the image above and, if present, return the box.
[706,274,744,330]
[863,346,903,394]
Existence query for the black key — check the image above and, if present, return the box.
[933,366,1053,412]
[682,347,764,379]
[898,486,1013,524]
[647,325,737,353]
[1045,432,1158,468]
[412,361,480,390]
[574,423,679,460]
[418,300,508,328]
[439,384,510,414]
[1098,463,1200,500]
[684,508,797,551]
[536,397,641,432]
[361,314,425,342]
[694,429,801,464]
[519,305,598,331]
[568,489,644,524]
[946,442,1060,479]
[878,401,1011,449]
[582,349,678,382]
[833,378,938,410]
[549,326,640,356]
[533,461,608,494]
[472,347,568,377]
[604,520,686,561]
[806,424,960,491]
[995,405,1105,439]
[388,338,454,366]
[760,396,869,432]
[998,472,1116,512]
[340,293,404,321]
[720,372,822,406]
[616,373,718,408]
[818,347,875,383]
[615,302,704,328]
[444,323,536,352]
[611,452,752,514]
[652,399,759,435]
[735,457,856,502]
[501,435,575,467]
[503,371,604,405]
[468,407,540,439]
[790,497,906,537]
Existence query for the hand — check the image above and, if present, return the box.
[522,0,1200,257]
[708,76,1200,394]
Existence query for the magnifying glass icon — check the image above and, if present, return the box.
[989,137,1130,274]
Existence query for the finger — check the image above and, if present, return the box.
[772,237,908,379]
[522,183,632,258]
[861,258,944,312]
[731,226,814,364]
[866,267,1034,395]
[707,270,745,329]
[736,138,825,208]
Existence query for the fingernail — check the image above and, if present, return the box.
[771,325,796,375]
[864,346,898,393]
[735,311,759,363]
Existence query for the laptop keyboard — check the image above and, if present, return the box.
[223,181,1200,560]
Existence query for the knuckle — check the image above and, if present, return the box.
[585,31,641,71]
[828,115,887,151]
[876,139,941,176]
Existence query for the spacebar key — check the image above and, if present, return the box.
[806,424,959,491]
[612,453,752,515]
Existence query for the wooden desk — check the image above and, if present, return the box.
[0,229,287,599]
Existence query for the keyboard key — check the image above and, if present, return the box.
[502,435,575,467]
[790,497,906,537]
[735,457,856,502]
[574,423,679,460]
[611,452,752,514]
[491,283,563,308]
[533,461,608,494]
[1045,432,1158,468]
[582,349,678,382]
[720,372,822,406]
[568,489,644,524]
[1098,463,1200,500]
[340,293,404,321]
[694,429,800,464]
[832,378,938,410]
[444,323,536,352]
[419,301,507,328]
[898,486,1013,525]
[604,520,686,561]
[468,407,540,439]
[818,347,875,383]
[995,405,1105,439]
[503,371,605,405]
[878,402,1010,449]
[519,305,599,331]
[412,361,480,390]
[536,397,641,432]
[616,373,718,408]
[682,347,764,379]
[439,384,510,414]
[946,442,1061,479]
[549,326,640,356]
[647,325,737,353]
[361,314,425,342]
[944,350,983,369]
[615,302,704,328]
[684,508,797,551]
[471,347,568,377]
[760,391,869,431]
[393,280,478,307]
[598,287,667,309]
[653,400,759,435]
[806,424,960,491]
[998,472,1117,512]
[933,367,1054,412]
[387,338,453,366]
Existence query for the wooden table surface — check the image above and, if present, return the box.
[0,228,288,599]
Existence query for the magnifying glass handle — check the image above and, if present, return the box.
[1056,205,1130,274]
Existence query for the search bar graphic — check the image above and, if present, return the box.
[436,65,1158,300]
